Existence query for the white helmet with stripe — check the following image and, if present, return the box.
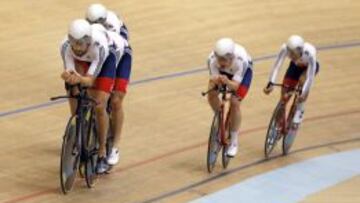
[86,3,107,23]
[214,38,235,58]
[287,35,304,51]
[68,19,92,39]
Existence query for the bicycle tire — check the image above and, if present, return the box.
[84,109,99,188]
[60,115,79,194]
[207,112,222,173]
[264,102,283,158]
[282,102,299,155]
[221,129,231,169]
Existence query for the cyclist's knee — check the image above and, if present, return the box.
[91,91,110,114]
[207,91,218,102]
[230,97,241,110]
[111,92,125,111]
[280,91,291,104]
[94,102,107,115]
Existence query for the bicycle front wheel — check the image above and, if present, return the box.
[207,112,222,173]
[264,102,284,158]
[60,115,80,194]
[221,128,231,169]
[84,109,99,188]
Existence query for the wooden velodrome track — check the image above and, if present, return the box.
[0,0,359,202]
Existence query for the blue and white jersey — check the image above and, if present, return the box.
[91,24,129,67]
[208,44,252,83]
[60,28,110,77]
[269,42,317,96]
[104,10,129,40]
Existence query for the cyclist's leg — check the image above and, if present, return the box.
[280,62,305,129]
[110,91,125,145]
[108,47,132,165]
[207,80,221,112]
[229,67,252,133]
[298,61,320,99]
[89,90,111,155]
[227,68,252,156]
[282,62,304,103]
[89,53,116,159]
[293,61,319,124]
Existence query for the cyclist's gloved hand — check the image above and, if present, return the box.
[210,75,221,85]
[67,71,82,85]
[263,82,274,95]
[298,90,306,102]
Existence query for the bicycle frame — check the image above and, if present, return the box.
[53,87,97,155]
[219,92,232,146]
[273,84,301,138]
[203,85,235,146]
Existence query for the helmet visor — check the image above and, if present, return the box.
[86,17,106,24]
[214,52,234,61]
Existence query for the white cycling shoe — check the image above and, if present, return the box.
[227,134,238,157]
[107,148,120,166]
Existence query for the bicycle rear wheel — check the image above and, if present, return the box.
[207,113,222,173]
[60,116,80,194]
[84,109,99,188]
[264,102,283,158]
[221,129,231,169]
[282,103,299,155]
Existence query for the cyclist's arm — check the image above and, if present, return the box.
[208,57,219,76]
[269,44,287,83]
[208,57,221,84]
[60,41,77,83]
[82,46,107,87]
[78,75,96,87]
[60,41,75,71]
[301,54,316,97]
[224,79,239,91]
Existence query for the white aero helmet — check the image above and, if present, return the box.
[214,38,235,58]
[287,35,304,51]
[91,23,107,32]
[86,3,107,23]
[68,19,92,40]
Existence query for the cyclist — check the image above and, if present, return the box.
[91,23,132,167]
[207,38,253,157]
[60,19,116,173]
[86,3,129,40]
[263,35,319,126]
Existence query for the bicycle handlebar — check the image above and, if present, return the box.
[201,85,237,97]
[50,96,72,101]
[271,83,302,93]
[50,84,97,104]
[50,95,97,104]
